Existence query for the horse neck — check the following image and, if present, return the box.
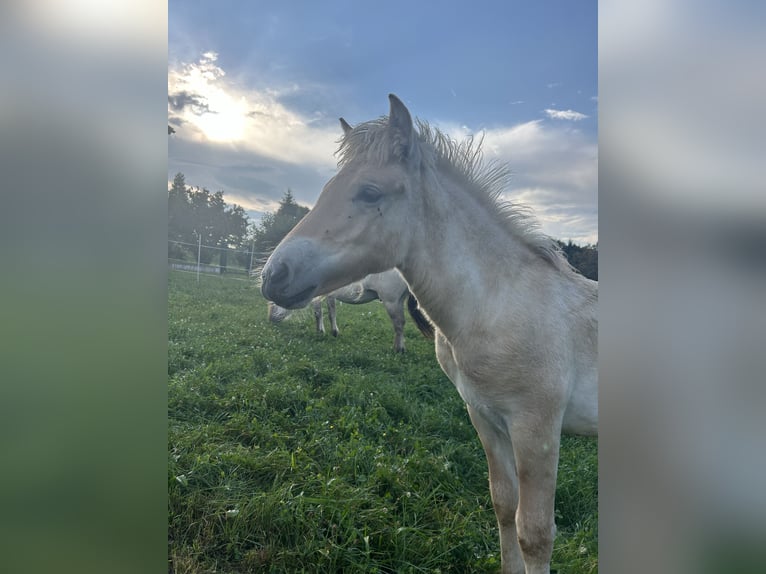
[398,170,537,339]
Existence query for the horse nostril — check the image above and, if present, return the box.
[269,260,291,288]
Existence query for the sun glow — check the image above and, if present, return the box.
[195,94,248,142]
[169,52,248,142]
[168,53,338,165]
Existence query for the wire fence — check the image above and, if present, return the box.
[168,238,273,283]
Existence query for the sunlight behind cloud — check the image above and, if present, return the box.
[168,54,597,244]
[168,53,338,167]
[195,95,248,142]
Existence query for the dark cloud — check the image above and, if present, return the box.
[168,91,211,115]
[168,133,333,214]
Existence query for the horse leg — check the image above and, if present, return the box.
[326,296,338,337]
[436,333,522,572]
[467,405,525,574]
[312,299,325,334]
[383,300,406,352]
[510,411,563,574]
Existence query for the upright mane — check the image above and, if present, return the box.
[337,117,572,272]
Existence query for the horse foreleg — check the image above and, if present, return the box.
[383,300,406,352]
[326,296,338,336]
[312,299,325,334]
[437,334,523,573]
[510,412,563,574]
[467,406,525,574]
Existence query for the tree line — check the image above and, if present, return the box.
[168,173,310,272]
[168,172,597,280]
[168,172,248,264]
[557,240,598,281]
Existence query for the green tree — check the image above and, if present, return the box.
[168,172,250,268]
[168,173,194,260]
[558,240,598,280]
[252,189,310,254]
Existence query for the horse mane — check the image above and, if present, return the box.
[337,117,572,273]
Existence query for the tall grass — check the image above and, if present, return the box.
[169,270,597,573]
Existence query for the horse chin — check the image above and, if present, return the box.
[269,283,319,310]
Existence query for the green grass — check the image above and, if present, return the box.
[168,270,598,573]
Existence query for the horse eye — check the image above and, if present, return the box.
[356,186,383,204]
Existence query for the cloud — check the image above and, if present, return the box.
[169,53,345,216]
[168,132,336,218]
[168,53,339,167]
[512,187,598,245]
[168,91,210,114]
[545,108,589,121]
[436,119,598,244]
[484,121,597,243]
[168,54,597,243]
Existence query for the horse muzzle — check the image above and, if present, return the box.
[261,242,322,309]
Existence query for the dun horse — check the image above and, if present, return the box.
[261,95,597,574]
[267,269,431,352]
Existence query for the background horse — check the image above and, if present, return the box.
[267,269,431,352]
[261,95,597,574]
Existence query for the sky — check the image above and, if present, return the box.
[168,0,598,245]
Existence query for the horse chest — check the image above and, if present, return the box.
[452,368,487,408]
[435,333,505,421]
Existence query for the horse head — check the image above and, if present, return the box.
[261,95,421,309]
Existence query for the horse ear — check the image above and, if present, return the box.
[388,94,414,160]
[339,117,353,136]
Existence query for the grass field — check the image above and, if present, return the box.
[168,270,597,573]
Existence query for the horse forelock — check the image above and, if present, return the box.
[336,116,572,273]
[336,117,394,168]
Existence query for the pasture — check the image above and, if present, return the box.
[168,270,597,573]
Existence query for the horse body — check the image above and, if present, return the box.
[268,269,418,352]
[261,95,597,574]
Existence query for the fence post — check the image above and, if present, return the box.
[197,233,202,283]
[248,240,255,276]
